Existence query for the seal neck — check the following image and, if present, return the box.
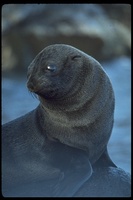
[38,66,112,128]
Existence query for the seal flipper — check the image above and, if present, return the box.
[52,149,92,197]
[93,147,116,169]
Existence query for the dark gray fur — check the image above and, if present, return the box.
[2,44,131,197]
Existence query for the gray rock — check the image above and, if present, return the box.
[2,4,131,73]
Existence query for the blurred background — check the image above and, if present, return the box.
[2,4,131,173]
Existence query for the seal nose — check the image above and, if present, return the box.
[27,76,35,91]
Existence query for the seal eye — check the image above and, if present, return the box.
[46,64,57,72]
[71,55,81,60]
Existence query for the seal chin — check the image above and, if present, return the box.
[35,89,58,99]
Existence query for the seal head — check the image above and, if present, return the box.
[27,45,85,100]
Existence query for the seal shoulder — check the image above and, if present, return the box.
[74,167,131,197]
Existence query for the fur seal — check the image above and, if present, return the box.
[2,44,131,197]
[26,44,115,164]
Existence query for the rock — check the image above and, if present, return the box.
[2,4,131,73]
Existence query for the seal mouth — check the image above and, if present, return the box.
[33,88,58,99]
[27,78,58,99]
